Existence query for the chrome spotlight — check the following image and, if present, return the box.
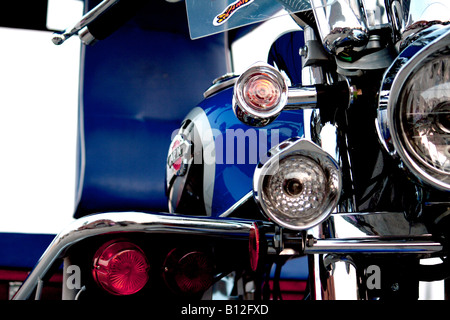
[233,62,288,127]
[377,25,450,190]
[253,138,342,230]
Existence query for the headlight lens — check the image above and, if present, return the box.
[399,55,450,175]
[377,25,450,190]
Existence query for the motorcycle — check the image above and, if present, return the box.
[12,0,450,301]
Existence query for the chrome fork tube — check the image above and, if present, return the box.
[307,218,360,300]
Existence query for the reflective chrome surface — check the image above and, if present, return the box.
[285,86,318,109]
[332,211,429,237]
[362,0,389,29]
[78,26,98,46]
[307,220,360,299]
[305,237,443,254]
[52,0,119,45]
[311,0,370,56]
[377,24,450,190]
[219,191,253,217]
[386,0,450,50]
[306,209,444,300]
[204,74,238,98]
[13,211,273,300]
[307,210,439,253]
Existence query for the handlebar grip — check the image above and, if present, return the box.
[86,0,150,41]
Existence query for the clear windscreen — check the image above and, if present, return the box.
[185,0,313,39]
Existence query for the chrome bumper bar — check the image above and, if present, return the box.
[13,211,445,300]
[13,211,270,300]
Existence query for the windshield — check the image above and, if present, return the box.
[185,0,313,39]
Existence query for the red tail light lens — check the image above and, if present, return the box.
[93,240,150,295]
[163,249,214,295]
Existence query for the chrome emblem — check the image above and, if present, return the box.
[167,133,192,177]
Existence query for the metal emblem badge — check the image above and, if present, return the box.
[167,133,192,177]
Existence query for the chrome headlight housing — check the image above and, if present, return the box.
[253,138,342,230]
[377,25,450,191]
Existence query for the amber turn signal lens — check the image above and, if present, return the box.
[233,62,288,127]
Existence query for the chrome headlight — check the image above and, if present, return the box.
[253,138,342,230]
[377,25,450,190]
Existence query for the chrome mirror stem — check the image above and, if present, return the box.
[52,0,119,45]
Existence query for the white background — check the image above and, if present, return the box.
[0,0,83,234]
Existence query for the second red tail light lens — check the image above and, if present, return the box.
[163,249,214,295]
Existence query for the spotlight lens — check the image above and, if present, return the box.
[253,138,342,230]
[263,155,328,227]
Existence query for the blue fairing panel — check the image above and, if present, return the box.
[0,233,55,269]
[197,30,306,216]
[74,1,228,217]
[198,87,304,216]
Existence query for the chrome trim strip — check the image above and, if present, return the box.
[74,45,87,213]
[285,86,318,109]
[331,211,430,237]
[219,190,253,217]
[203,75,238,98]
[184,107,216,216]
[305,237,443,254]
[13,212,269,300]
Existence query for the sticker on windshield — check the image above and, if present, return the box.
[213,0,254,26]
